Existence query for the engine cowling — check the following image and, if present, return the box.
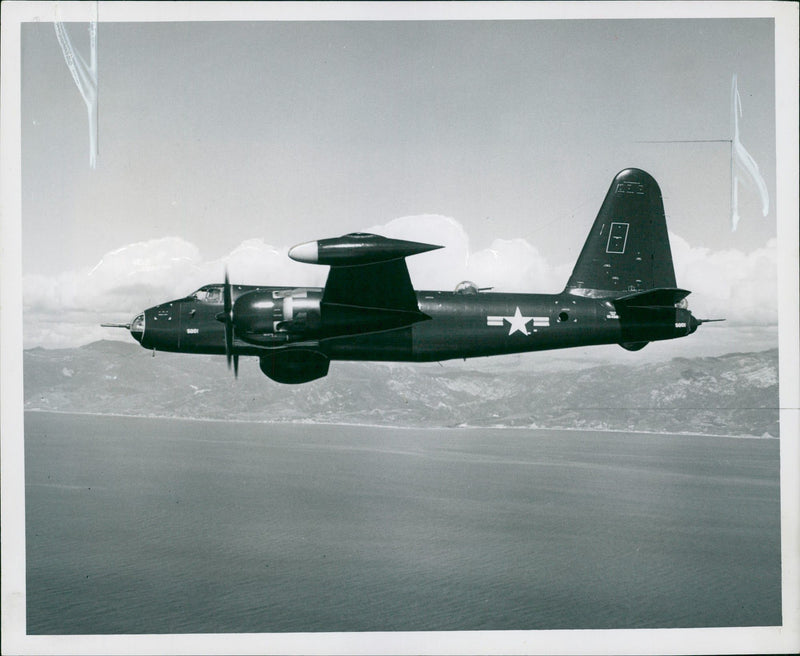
[233,285,430,344]
[233,288,322,344]
[620,341,648,351]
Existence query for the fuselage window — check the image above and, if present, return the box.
[205,288,222,303]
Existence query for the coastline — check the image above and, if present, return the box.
[22,408,779,440]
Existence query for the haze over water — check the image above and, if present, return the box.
[25,413,780,634]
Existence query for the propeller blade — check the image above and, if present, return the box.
[223,269,234,371]
[213,269,240,378]
[223,269,232,314]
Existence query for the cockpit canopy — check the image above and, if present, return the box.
[190,285,223,304]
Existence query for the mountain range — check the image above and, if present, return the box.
[23,340,779,437]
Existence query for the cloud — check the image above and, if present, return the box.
[466,238,571,294]
[22,219,778,349]
[669,233,777,324]
[22,236,322,348]
[366,214,569,293]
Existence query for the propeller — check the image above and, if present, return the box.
[216,269,239,378]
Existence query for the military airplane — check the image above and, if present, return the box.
[103,168,718,383]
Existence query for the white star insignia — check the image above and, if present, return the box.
[505,307,532,336]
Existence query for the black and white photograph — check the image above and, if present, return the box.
[2,2,798,654]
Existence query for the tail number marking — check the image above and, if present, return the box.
[615,181,645,195]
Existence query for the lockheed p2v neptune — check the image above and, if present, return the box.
[103,169,718,383]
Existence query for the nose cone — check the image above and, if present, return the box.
[130,312,145,343]
[288,241,319,264]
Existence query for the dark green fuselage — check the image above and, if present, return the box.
[138,285,695,362]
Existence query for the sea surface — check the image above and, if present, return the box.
[24,412,781,634]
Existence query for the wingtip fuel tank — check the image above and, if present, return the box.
[289,232,442,266]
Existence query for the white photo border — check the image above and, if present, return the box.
[2,2,798,654]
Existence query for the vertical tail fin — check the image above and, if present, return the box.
[565,168,676,298]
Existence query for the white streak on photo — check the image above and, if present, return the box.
[54,4,98,168]
[730,74,769,231]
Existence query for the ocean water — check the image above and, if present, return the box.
[24,412,781,634]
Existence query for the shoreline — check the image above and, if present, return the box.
[22,408,779,440]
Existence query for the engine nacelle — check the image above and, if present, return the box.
[620,341,648,351]
[259,349,330,384]
[233,288,322,344]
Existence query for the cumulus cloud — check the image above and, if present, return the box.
[365,214,470,289]
[365,214,569,293]
[25,237,202,316]
[670,233,777,324]
[22,236,324,348]
[466,238,571,294]
[21,218,778,349]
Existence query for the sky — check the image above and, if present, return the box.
[16,9,782,356]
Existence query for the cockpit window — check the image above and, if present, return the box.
[191,285,222,303]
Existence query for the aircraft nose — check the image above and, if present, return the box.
[130,312,145,343]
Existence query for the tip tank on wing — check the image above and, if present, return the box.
[289,232,442,266]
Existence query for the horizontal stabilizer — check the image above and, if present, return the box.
[613,287,690,309]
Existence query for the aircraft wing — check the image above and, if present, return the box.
[322,258,420,312]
